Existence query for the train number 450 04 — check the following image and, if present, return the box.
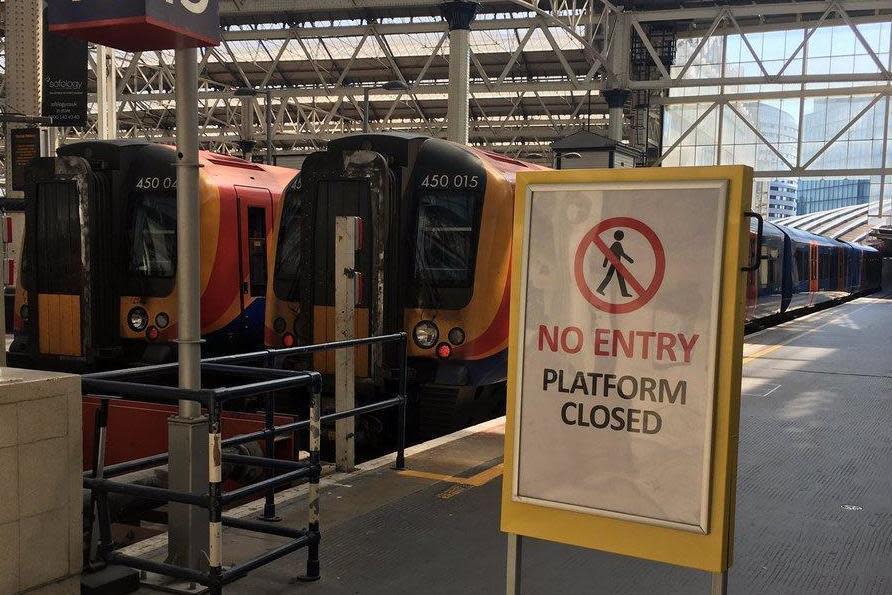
[135,176,177,190]
[420,174,480,189]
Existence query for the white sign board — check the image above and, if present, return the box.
[512,180,728,533]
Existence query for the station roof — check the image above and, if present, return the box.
[775,204,871,243]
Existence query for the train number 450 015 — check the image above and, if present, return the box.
[420,174,480,189]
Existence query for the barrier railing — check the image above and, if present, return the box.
[81,332,409,593]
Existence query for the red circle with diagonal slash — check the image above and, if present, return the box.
[574,216,665,314]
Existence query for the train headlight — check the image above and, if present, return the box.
[273,317,287,334]
[155,312,170,329]
[20,304,29,321]
[447,327,465,346]
[413,320,439,349]
[127,307,149,332]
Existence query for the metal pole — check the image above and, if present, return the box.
[506,533,522,595]
[334,216,356,472]
[5,0,42,202]
[207,395,223,595]
[96,46,117,140]
[363,87,370,133]
[447,26,471,144]
[393,334,407,470]
[176,48,202,413]
[265,89,274,165]
[441,1,479,145]
[240,92,255,161]
[711,570,728,595]
[259,394,280,521]
[166,47,209,573]
[303,380,322,581]
[605,11,631,143]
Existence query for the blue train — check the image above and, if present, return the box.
[746,220,882,323]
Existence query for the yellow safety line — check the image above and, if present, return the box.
[743,297,878,365]
[742,343,785,364]
[398,463,504,487]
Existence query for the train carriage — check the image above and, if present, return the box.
[11,140,298,369]
[781,226,850,311]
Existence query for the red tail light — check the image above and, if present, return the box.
[283,332,295,347]
[436,342,452,359]
[146,326,159,341]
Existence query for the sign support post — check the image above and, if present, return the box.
[501,166,753,592]
[334,216,357,472]
[46,0,221,585]
[166,46,210,575]
[505,533,522,595]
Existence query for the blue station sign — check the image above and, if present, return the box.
[47,0,220,51]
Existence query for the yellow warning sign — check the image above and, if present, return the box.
[500,166,753,573]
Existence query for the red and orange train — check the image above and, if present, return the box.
[11,140,296,368]
[12,135,882,439]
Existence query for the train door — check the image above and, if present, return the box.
[745,232,758,320]
[837,248,846,291]
[311,178,372,376]
[808,242,818,302]
[29,179,84,358]
[235,186,273,347]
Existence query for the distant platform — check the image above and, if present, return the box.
[129,293,892,594]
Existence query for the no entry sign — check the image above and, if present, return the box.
[573,216,665,314]
[501,167,752,574]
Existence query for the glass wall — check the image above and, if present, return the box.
[662,21,891,224]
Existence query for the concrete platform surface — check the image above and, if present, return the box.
[133,294,892,594]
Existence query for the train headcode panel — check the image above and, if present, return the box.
[501,166,753,582]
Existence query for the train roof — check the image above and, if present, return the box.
[840,240,880,253]
[777,223,846,248]
[323,132,543,174]
[755,218,786,240]
[56,140,297,179]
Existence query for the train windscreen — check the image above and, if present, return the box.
[127,193,177,291]
[273,190,302,301]
[412,191,478,288]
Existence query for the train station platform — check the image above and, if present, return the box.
[128,293,892,595]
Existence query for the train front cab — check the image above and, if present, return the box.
[267,133,540,434]
[12,140,291,369]
[745,219,785,322]
[13,142,137,368]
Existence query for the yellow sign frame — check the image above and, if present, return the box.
[501,165,753,573]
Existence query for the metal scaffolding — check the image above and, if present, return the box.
[1,0,891,169]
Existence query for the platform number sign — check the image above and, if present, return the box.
[501,167,752,582]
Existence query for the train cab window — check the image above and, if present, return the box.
[128,194,176,278]
[413,192,479,290]
[247,207,267,297]
[273,192,302,300]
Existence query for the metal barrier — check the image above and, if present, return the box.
[81,332,409,593]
